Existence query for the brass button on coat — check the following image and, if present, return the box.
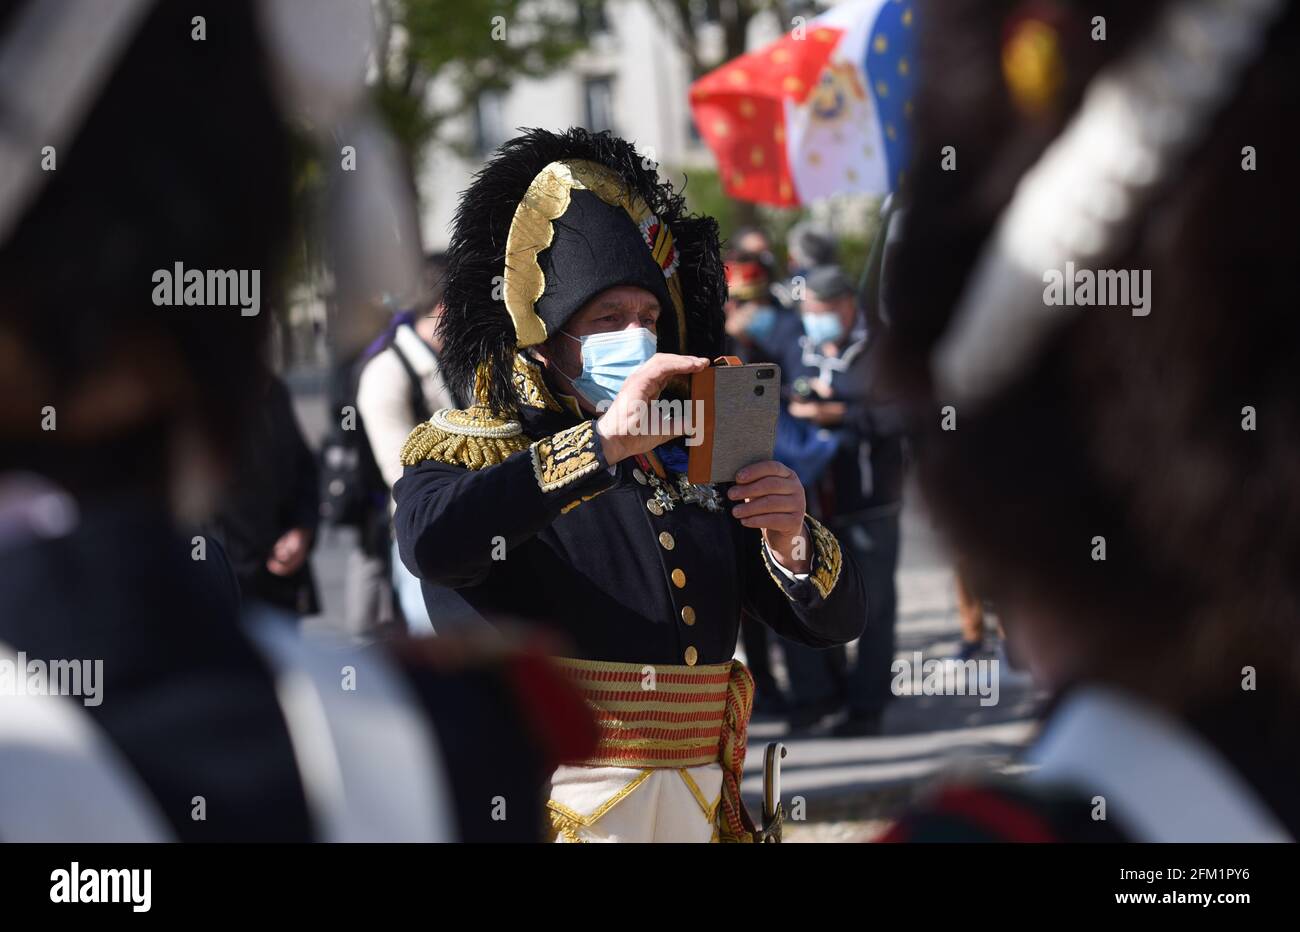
[684,646,698,666]
[658,531,675,551]
[647,500,664,516]
[681,606,696,626]
[671,568,686,588]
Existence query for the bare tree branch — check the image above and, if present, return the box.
[373,0,394,89]
[647,0,704,77]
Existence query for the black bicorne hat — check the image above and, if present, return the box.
[439,127,726,415]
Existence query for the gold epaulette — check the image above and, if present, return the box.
[399,405,530,470]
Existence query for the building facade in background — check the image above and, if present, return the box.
[418,0,787,249]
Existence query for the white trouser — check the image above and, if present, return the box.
[546,763,724,843]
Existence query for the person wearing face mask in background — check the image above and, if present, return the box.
[722,250,804,368]
[779,265,907,737]
[393,128,868,842]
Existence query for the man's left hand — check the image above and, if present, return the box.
[728,461,810,574]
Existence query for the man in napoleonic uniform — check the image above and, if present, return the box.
[394,128,868,842]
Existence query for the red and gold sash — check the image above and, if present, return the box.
[552,657,757,842]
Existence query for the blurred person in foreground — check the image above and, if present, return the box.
[781,266,907,736]
[393,127,867,842]
[356,253,483,634]
[879,0,1297,841]
[0,0,591,842]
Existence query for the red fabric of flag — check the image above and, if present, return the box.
[690,27,844,207]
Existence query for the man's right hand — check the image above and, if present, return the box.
[595,353,711,465]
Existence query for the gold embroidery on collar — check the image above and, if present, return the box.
[513,354,584,418]
[399,406,529,470]
[512,354,563,412]
[503,159,688,351]
[530,420,601,492]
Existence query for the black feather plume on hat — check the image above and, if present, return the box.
[438,127,725,416]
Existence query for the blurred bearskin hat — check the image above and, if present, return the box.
[439,127,726,415]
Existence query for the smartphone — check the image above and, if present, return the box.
[686,358,781,485]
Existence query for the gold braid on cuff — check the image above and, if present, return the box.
[806,515,843,599]
[530,420,602,493]
[760,514,843,601]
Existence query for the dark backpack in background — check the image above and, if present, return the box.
[318,331,431,553]
[318,354,388,552]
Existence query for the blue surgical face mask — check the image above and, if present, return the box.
[802,311,843,346]
[744,305,778,344]
[560,327,658,408]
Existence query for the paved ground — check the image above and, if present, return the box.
[289,380,1044,833]
[736,507,1042,831]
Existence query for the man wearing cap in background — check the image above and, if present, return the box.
[781,265,907,737]
[393,127,867,842]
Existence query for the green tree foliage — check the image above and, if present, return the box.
[372,0,584,167]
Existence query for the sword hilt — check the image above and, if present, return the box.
[759,741,787,843]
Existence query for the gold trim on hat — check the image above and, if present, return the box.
[503,159,688,351]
